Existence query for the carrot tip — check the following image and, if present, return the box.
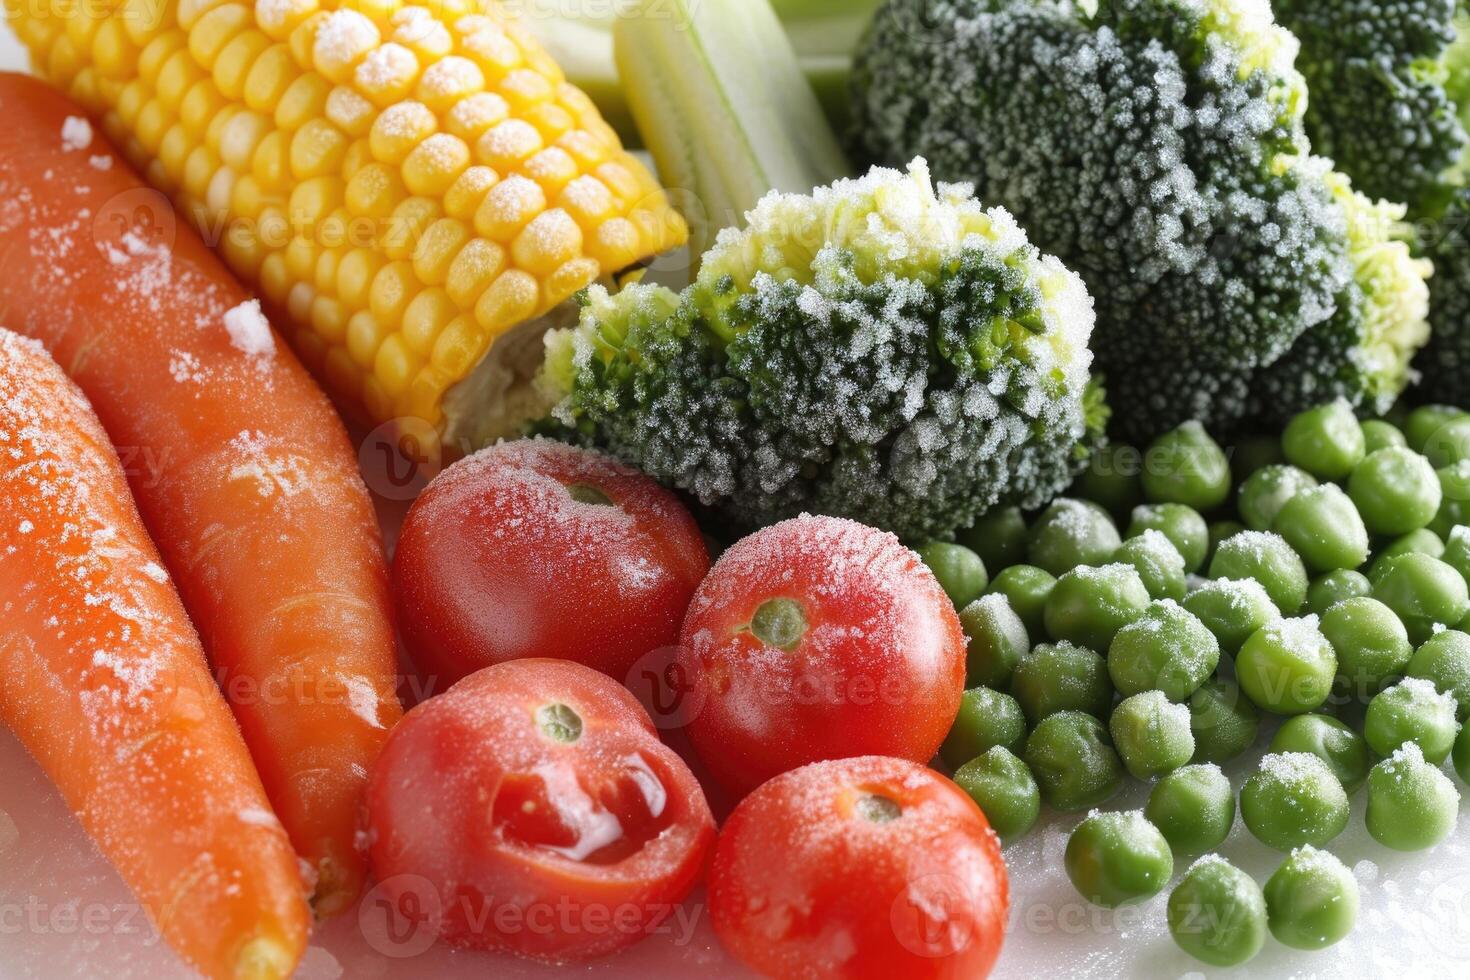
[235,936,299,980]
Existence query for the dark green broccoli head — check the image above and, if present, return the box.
[850,0,1431,441]
[538,161,1101,541]
[1418,189,1470,401]
[1275,0,1467,217]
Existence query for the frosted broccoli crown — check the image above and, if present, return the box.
[1275,0,1467,216]
[850,0,1431,440]
[540,160,1099,540]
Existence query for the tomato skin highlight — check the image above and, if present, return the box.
[364,659,717,962]
[710,756,1009,979]
[392,440,709,688]
[680,516,966,795]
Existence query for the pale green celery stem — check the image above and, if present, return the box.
[613,0,853,260]
[516,0,878,146]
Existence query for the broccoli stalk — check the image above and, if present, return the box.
[849,0,1432,440]
[535,0,1103,541]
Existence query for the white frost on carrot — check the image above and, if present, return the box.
[223,299,276,358]
[60,116,93,152]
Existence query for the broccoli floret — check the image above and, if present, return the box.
[538,161,1101,541]
[1275,0,1467,216]
[1418,189,1470,401]
[849,0,1432,441]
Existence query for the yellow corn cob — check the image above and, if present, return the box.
[10,0,687,452]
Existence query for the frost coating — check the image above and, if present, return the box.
[850,0,1432,440]
[540,160,1100,540]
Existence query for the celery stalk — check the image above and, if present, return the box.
[514,0,878,146]
[613,0,853,259]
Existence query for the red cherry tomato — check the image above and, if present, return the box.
[679,515,965,795]
[710,756,1009,979]
[364,658,717,962]
[393,439,709,688]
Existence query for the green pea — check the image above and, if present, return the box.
[1441,525,1470,583]
[1360,418,1408,454]
[1206,520,1245,567]
[1127,502,1210,573]
[1269,714,1370,792]
[1209,531,1309,615]
[1064,810,1173,908]
[1318,596,1412,699]
[1023,711,1124,812]
[1372,553,1470,644]
[1182,578,1279,656]
[958,506,1028,575]
[952,746,1040,844]
[1453,720,1470,784]
[940,686,1028,768]
[1240,752,1349,850]
[1363,677,1460,764]
[957,593,1030,689]
[1271,483,1370,573]
[1167,856,1266,967]
[1283,399,1367,481]
[1011,641,1113,723]
[1072,443,1144,519]
[1406,404,1470,454]
[1189,678,1261,764]
[1043,563,1150,652]
[1238,464,1318,531]
[1263,846,1358,950]
[1111,530,1186,601]
[1109,690,1195,779]
[1370,529,1446,582]
[1424,416,1470,469]
[1304,569,1372,617]
[1232,435,1286,482]
[1348,447,1442,536]
[1107,600,1219,700]
[1407,629,1470,722]
[985,565,1054,639]
[1236,617,1337,715]
[1430,460,1470,539]
[1142,421,1232,511]
[1366,743,1461,851]
[916,541,988,609]
[1145,763,1235,855]
[1027,498,1121,576]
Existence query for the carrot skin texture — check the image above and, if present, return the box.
[0,329,310,979]
[0,74,403,913]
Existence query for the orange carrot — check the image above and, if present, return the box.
[0,328,310,979]
[0,74,402,914]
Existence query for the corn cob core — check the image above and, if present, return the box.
[8,0,687,451]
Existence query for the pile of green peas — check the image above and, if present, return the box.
[920,398,1470,967]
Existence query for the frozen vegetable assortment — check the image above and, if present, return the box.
[6,0,1470,978]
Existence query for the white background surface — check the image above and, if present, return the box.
[3,17,1470,980]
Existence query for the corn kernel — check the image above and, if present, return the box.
[316,208,352,249]
[353,41,418,106]
[215,109,266,170]
[180,79,227,131]
[255,0,318,41]
[362,375,393,421]
[474,118,541,172]
[325,86,376,137]
[407,366,450,427]
[474,269,540,333]
[555,129,609,170]
[473,174,544,242]
[182,145,222,200]
[287,280,316,324]
[275,72,330,130]
[337,248,387,308]
[416,55,482,112]
[204,103,242,154]
[523,102,574,143]
[288,175,343,228]
[374,333,420,398]
[445,91,509,142]
[64,8,104,54]
[499,68,553,111]
[189,4,254,67]
[341,139,371,179]
[290,118,349,178]
[213,30,272,100]
[443,165,498,221]
[349,0,401,26]
[93,18,140,80]
[511,208,582,278]
[402,132,470,197]
[345,161,405,218]
[411,218,470,286]
[258,251,292,304]
[543,256,600,309]
[158,124,195,183]
[288,11,326,70]
[285,235,318,281]
[313,246,342,292]
[124,0,177,46]
[179,0,232,31]
[383,197,441,260]
[402,287,455,355]
[523,147,578,197]
[243,44,299,112]
[152,53,200,113]
[310,295,348,343]
[431,313,489,376]
[136,100,175,154]
[324,345,361,401]
[586,216,640,272]
[138,30,187,86]
[445,237,505,308]
[230,173,270,217]
[346,309,389,367]
[312,9,381,84]
[368,100,436,164]
[251,129,292,187]
[390,7,451,61]
[220,221,269,278]
[369,260,417,323]
[460,23,519,80]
